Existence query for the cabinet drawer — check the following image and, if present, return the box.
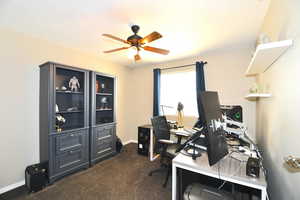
[54,148,87,174]
[55,130,87,155]
[95,137,113,156]
[94,125,114,139]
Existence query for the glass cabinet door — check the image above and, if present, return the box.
[95,75,114,124]
[54,67,85,132]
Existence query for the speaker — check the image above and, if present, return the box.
[137,125,151,156]
[25,162,48,192]
[246,157,260,178]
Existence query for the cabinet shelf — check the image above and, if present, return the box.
[56,110,83,114]
[245,93,271,100]
[96,109,113,111]
[245,40,293,76]
[96,93,112,96]
[56,91,83,94]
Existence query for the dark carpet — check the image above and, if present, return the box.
[1,143,171,200]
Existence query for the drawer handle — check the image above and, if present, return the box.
[97,147,112,154]
[69,150,78,154]
[98,135,111,141]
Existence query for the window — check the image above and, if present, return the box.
[160,69,198,117]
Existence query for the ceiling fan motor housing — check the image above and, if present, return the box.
[127,25,142,46]
[102,25,169,60]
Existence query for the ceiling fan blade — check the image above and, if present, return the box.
[134,54,141,61]
[140,32,162,44]
[142,46,170,55]
[103,47,130,53]
[102,34,129,44]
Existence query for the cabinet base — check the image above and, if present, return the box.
[49,162,89,184]
[90,151,117,166]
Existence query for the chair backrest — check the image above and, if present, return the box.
[151,116,170,141]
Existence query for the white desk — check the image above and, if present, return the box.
[172,152,267,200]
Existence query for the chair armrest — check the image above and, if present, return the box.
[170,129,191,137]
[174,132,190,137]
[158,139,176,144]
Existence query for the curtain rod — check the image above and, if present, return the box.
[161,61,207,71]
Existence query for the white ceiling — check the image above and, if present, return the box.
[0,0,270,67]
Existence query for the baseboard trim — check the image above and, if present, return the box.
[123,140,138,145]
[0,180,25,194]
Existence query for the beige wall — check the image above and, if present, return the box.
[0,28,132,190]
[127,47,256,141]
[256,1,300,200]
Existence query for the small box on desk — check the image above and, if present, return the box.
[246,157,260,178]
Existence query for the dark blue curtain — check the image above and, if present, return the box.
[153,68,161,116]
[195,61,206,127]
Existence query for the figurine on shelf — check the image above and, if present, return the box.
[67,107,79,112]
[100,83,105,93]
[101,97,108,109]
[56,114,66,132]
[61,86,67,91]
[69,76,80,92]
[249,83,260,93]
[177,102,184,128]
[55,104,59,113]
[96,80,100,93]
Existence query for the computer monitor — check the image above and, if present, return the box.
[196,91,228,165]
[206,128,228,166]
[195,91,223,130]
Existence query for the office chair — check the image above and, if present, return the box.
[149,116,181,187]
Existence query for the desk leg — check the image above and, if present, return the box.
[150,129,153,161]
[179,168,182,200]
[149,129,159,161]
[172,164,177,200]
[262,189,267,200]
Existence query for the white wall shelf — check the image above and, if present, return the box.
[245,93,271,100]
[245,40,293,76]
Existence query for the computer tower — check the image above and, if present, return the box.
[137,125,151,156]
[25,162,48,193]
[220,105,243,122]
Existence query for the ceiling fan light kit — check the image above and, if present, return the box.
[102,25,169,61]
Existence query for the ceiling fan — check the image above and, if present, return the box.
[102,25,170,61]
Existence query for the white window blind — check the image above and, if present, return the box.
[160,69,198,117]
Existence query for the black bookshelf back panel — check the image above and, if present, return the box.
[56,67,84,93]
[96,95,113,110]
[57,112,84,131]
[96,111,114,124]
[95,75,114,94]
[55,67,86,132]
[56,93,84,112]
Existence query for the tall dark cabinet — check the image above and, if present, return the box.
[40,62,117,183]
[89,72,116,165]
[39,62,90,183]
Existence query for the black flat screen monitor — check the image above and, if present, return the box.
[196,91,222,129]
[196,91,228,166]
[206,128,228,166]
